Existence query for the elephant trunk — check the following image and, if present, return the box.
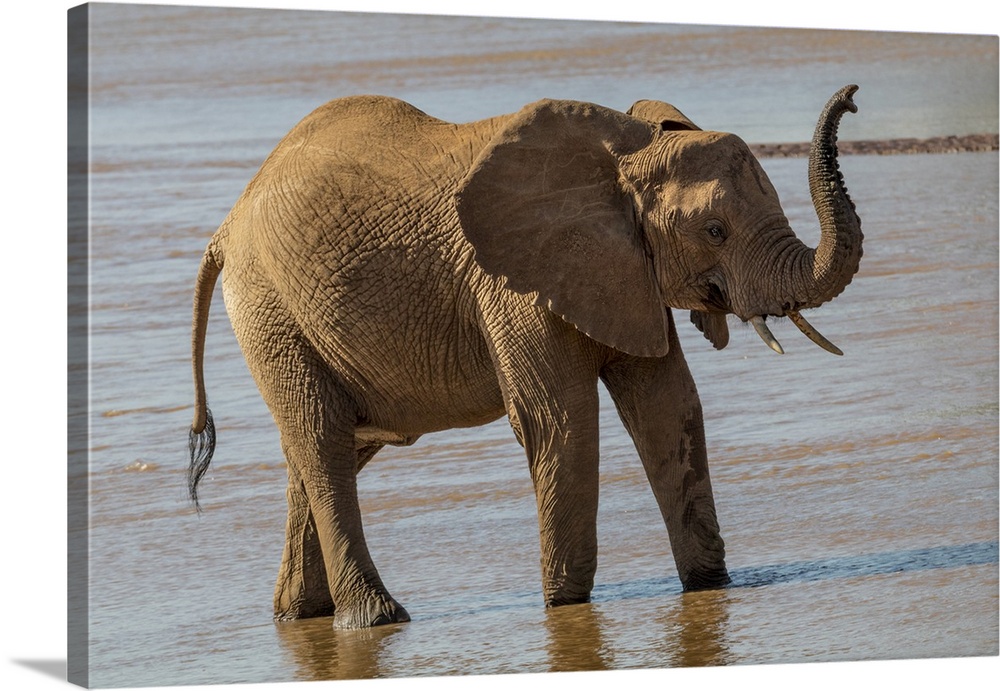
[749,86,862,356]
[797,84,863,309]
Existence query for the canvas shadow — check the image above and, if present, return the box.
[11,659,66,682]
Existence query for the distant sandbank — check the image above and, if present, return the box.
[750,133,999,158]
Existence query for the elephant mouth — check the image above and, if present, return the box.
[700,279,730,312]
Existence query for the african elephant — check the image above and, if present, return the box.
[188,85,863,629]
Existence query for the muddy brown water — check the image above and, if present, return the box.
[71,5,997,687]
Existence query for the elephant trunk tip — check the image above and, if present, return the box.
[187,406,216,513]
[836,84,859,114]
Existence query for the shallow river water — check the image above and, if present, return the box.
[71,4,997,688]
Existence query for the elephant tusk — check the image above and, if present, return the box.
[750,315,784,354]
[787,310,844,356]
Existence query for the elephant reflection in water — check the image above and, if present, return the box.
[664,589,734,667]
[274,618,400,681]
[543,589,733,672]
[189,86,863,628]
[272,591,733,678]
[544,604,613,672]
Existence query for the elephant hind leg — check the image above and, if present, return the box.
[285,409,409,629]
[230,299,406,627]
[273,443,385,621]
[273,455,334,621]
[269,372,407,628]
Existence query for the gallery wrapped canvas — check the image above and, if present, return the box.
[65,2,997,689]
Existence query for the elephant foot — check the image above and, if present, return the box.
[544,583,593,608]
[273,599,336,622]
[545,594,592,608]
[332,595,410,629]
[680,568,732,592]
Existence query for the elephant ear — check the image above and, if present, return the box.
[456,99,669,358]
[690,311,730,350]
[626,99,701,132]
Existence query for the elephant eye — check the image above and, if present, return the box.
[705,222,728,245]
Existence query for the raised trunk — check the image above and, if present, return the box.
[797,84,864,308]
[746,86,862,355]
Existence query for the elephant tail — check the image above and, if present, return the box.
[188,238,224,512]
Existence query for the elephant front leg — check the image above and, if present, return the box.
[526,408,601,606]
[643,399,730,591]
[490,330,603,605]
[601,320,730,591]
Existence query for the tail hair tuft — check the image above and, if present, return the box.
[188,407,216,513]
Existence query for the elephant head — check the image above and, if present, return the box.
[456,85,862,357]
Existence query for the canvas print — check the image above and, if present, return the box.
[67,2,998,688]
